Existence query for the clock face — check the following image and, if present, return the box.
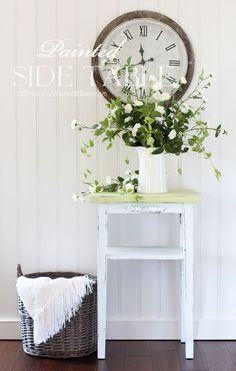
[92,11,194,102]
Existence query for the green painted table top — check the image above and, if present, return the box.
[90,189,200,204]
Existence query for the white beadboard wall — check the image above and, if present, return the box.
[0,0,236,339]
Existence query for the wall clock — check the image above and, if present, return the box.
[91,10,195,102]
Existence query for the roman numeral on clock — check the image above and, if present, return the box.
[169,59,180,66]
[139,25,147,37]
[166,75,176,83]
[123,29,133,41]
[165,43,176,51]
[111,41,120,48]
[121,85,131,94]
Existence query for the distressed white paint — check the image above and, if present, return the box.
[97,202,194,359]
[1,0,236,339]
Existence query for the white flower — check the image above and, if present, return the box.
[180,77,187,84]
[125,183,134,193]
[97,123,102,129]
[124,116,131,123]
[155,105,165,115]
[156,116,163,123]
[168,129,177,140]
[111,107,118,117]
[160,93,171,101]
[149,74,157,82]
[124,103,132,114]
[106,175,112,185]
[78,195,85,202]
[152,81,163,91]
[88,184,96,193]
[134,100,143,106]
[72,193,78,201]
[172,82,180,89]
[73,193,85,202]
[129,137,136,143]
[132,123,141,137]
[180,104,190,114]
[71,119,78,129]
[188,118,195,125]
[125,169,132,176]
[169,113,174,119]
[153,91,162,101]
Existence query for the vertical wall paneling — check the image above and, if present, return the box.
[36,0,58,271]
[218,0,236,318]
[197,0,220,320]
[57,0,77,271]
[1,0,236,339]
[15,0,38,274]
[76,0,97,274]
[0,0,18,326]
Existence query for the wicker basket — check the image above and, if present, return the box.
[17,264,97,358]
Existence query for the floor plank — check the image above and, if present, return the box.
[152,350,181,371]
[150,340,177,351]
[125,356,152,371]
[0,340,236,371]
[125,340,151,356]
[225,341,236,354]
[199,341,235,371]
[98,341,125,371]
[176,341,208,370]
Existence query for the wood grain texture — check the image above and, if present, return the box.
[152,350,181,371]
[3,340,236,371]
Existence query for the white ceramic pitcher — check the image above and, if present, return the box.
[136,147,175,194]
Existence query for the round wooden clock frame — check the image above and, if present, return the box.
[91,10,195,102]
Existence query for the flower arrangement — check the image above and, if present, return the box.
[72,167,139,202]
[71,58,227,201]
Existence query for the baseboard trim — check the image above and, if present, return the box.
[1,318,236,340]
[0,319,21,339]
[107,319,236,340]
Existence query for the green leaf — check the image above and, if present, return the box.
[214,168,221,180]
[125,155,129,165]
[107,142,113,150]
[152,147,164,154]
[127,56,132,65]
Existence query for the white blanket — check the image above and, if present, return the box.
[16,275,95,345]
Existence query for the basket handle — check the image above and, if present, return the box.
[17,264,23,278]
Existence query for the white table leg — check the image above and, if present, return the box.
[180,213,186,343]
[97,205,108,359]
[184,204,194,359]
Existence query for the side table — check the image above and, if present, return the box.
[90,190,200,359]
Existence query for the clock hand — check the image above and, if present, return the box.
[145,57,154,63]
[133,57,154,66]
[139,44,144,58]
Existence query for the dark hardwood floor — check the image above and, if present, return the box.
[0,340,236,371]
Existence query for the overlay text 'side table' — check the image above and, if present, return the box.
[90,190,200,360]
